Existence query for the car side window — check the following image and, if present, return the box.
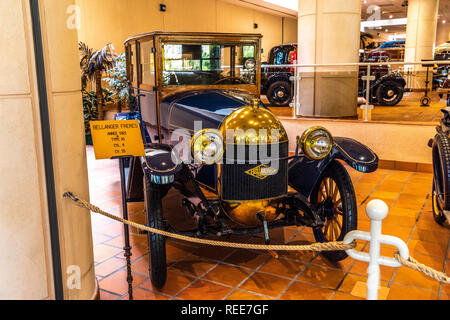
[129,43,138,84]
[140,40,155,86]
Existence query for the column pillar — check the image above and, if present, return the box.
[436,21,450,47]
[297,0,361,118]
[405,0,439,89]
[0,0,97,300]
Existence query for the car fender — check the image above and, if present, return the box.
[288,137,378,198]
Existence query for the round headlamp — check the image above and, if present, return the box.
[244,58,256,70]
[300,127,333,160]
[191,129,224,165]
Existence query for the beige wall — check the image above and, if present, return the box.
[282,119,434,164]
[76,0,297,62]
[0,0,96,300]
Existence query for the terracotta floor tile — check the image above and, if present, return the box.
[276,250,316,263]
[122,288,168,300]
[226,289,270,300]
[95,223,124,238]
[239,272,292,298]
[364,197,395,208]
[440,293,450,300]
[388,283,439,300]
[411,228,450,245]
[92,233,112,245]
[380,225,412,242]
[223,250,270,270]
[191,245,235,261]
[176,280,232,300]
[202,263,252,287]
[331,292,364,300]
[383,214,417,227]
[416,217,450,231]
[104,233,146,248]
[166,242,199,265]
[140,271,195,296]
[338,273,388,294]
[393,267,441,291]
[169,258,218,277]
[258,257,305,279]
[370,190,401,200]
[93,244,123,263]
[280,281,334,300]
[95,257,126,277]
[99,290,120,300]
[310,254,354,273]
[99,270,147,296]
[349,261,396,281]
[408,240,448,258]
[131,255,150,275]
[297,264,345,290]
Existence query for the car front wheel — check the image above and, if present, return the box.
[311,160,357,262]
[144,177,167,289]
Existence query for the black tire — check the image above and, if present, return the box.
[432,134,450,225]
[421,96,431,107]
[144,177,167,289]
[311,160,357,262]
[375,80,404,106]
[267,81,293,106]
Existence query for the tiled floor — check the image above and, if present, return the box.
[268,92,447,124]
[86,147,450,300]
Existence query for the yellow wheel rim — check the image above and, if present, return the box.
[318,177,343,242]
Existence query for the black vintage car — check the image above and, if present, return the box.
[262,44,406,107]
[123,32,378,288]
[261,44,297,106]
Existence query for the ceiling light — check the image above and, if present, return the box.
[389,15,393,19]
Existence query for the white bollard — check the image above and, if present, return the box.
[343,200,410,300]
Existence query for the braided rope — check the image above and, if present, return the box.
[394,252,450,284]
[63,192,356,252]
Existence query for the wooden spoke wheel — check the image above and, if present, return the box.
[311,160,357,262]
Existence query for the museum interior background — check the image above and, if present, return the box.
[0,0,449,300]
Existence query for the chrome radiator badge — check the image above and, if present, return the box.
[245,164,279,180]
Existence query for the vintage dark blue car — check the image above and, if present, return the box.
[123,32,379,288]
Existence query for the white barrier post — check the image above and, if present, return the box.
[343,199,410,300]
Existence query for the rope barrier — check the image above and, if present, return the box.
[63,192,450,285]
[63,192,355,252]
[394,252,450,284]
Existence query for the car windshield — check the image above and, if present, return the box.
[162,43,257,86]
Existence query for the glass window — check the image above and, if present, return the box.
[129,43,137,83]
[140,40,155,86]
[162,43,256,86]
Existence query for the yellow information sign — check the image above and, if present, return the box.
[90,120,146,160]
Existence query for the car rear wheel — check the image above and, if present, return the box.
[267,81,292,106]
[311,160,357,262]
[144,177,167,289]
[375,80,404,106]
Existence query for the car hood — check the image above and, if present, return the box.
[160,90,258,133]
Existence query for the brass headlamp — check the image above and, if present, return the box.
[300,126,333,160]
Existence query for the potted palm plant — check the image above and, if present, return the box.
[79,42,117,120]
